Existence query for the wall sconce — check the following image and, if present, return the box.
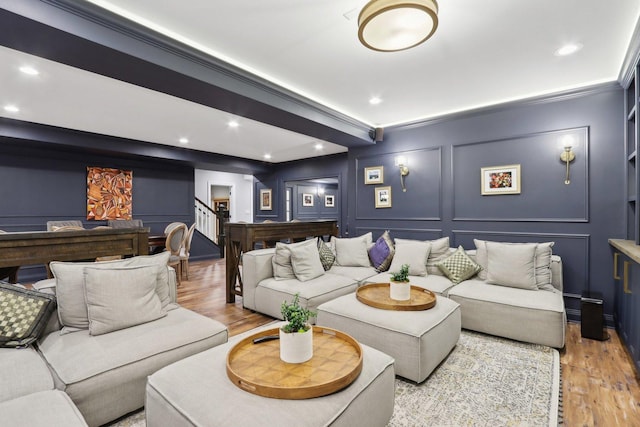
[395,155,410,192]
[560,136,576,185]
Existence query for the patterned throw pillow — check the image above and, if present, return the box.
[368,230,395,272]
[317,239,336,271]
[0,283,56,348]
[436,246,482,284]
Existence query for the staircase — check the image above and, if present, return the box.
[195,197,228,256]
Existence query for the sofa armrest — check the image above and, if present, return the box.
[241,248,275,311]
[167,266,178,303]
[550,255,563,292]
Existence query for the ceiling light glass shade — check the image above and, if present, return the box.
[358,0,439,52]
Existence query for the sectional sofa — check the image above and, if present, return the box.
[0,252,228,427]
[241,234,566,349]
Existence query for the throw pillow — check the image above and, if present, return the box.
[272,240,316,280]
[317,239,335,271]
[0,283,56,348]
[395,237,450,275]
[368,230,395,272]
[435,246,482,284]
[84,265,166,336]
[125,251,172,310]
[332,233,373,267]
[474,239,489,280]
[486,242,538,290]
[388,240,431,276]
[290,242,325,282]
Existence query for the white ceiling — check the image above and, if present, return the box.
[1,0,639,163]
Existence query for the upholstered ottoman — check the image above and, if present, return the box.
[317,292,461,383]
[146,323,396,427]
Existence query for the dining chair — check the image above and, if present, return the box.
[165,223,187,285]
[46,220,84,231]
[164,222,186,235]
[179,223,196,280]
[107,219,143,228]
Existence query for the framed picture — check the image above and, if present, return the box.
[375,186,392,208]
[87,166,133,220]
[260,188,272,210]
[364,166,384,184]
[481,164,521,195]
[325,194,335,207]
[302,193,314,207]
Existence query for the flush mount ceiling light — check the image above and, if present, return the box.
[358,0,439,52]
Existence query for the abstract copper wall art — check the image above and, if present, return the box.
[87,167,133,220]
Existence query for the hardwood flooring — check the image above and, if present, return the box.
[179,258,640,426]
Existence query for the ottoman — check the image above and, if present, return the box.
[317,292,461,383]
[146,323,396,427]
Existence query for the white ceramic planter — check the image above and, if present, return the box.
[390,281,411,301]
[279,327,313,363]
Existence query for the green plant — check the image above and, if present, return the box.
[390,264,410,282]
[280,293,316,333]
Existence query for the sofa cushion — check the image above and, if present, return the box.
[50,252,171,331]
[0,347,54,402]
[485,242,537,290]
[395,237,450,275]
[365,272,456,296]
[0,283,56,348]
[317,239,335,271]
[84,266,167,336]
[0,390,88,427]
[388,240,431,276]
[368,230,395,272]
[332,233,372,267]
[327,265,379,283]
[436,246,482,284]
[290,241,325,282]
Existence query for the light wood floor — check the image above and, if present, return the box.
[179,258,640,426]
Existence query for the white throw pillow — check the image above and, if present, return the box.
[331,233,372,267]
[290,242,325,282]
[84,265,166,336]
[388,240,431,276]
[272,239,316,280]
[486,242,537,290]
[395,237,449,275]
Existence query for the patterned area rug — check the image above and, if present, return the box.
[109,330,560,427]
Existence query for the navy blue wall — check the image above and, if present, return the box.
[0,138,208,282]
[254,153,348,234]
[347,86,624,323]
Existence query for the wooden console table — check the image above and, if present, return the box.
[0,228,149,280]
[224,220,338,302]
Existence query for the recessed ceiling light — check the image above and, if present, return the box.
[178,137,189,144]
[369,96,382,105]
[228,120,239,128]
[555,43,582,57]
[19,66,39,76]
[263,154,272,160]
[3,105,19,113]
[315,143,323,150]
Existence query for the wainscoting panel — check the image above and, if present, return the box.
[354,227,443,241]
[452,127,589,222]
[355,147,441,221]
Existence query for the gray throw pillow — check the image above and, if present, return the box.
[388,240,431,276]
[272,240,316,280]
[486,242,537,290]
[84,265,166,336]
[395,237,450,275]
[436,246,482,284]
[290,242,325,282]
[332,233,373,267]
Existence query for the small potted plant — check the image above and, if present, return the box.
[389,264,411,301]
[279,293,316,363]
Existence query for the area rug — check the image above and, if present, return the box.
[108,330,560,427]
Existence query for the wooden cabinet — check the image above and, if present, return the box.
[611,240,640,375]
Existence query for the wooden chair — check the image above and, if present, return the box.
[107,219,143,228]
[179,223,196,280]
[165,224,187,285]
[164,222,186,235]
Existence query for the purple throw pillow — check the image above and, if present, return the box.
[368,231,395,272]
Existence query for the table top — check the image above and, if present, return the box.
[226,326,362,399]
[356,283,437,311]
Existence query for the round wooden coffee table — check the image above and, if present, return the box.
[226,326,362,399]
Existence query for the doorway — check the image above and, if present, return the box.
[210,185,231,245]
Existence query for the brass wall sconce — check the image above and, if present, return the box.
[560,136,576,185]
[395,155,409,192]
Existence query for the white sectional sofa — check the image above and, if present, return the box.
[0,253,228,427]
[241,234,566,348]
